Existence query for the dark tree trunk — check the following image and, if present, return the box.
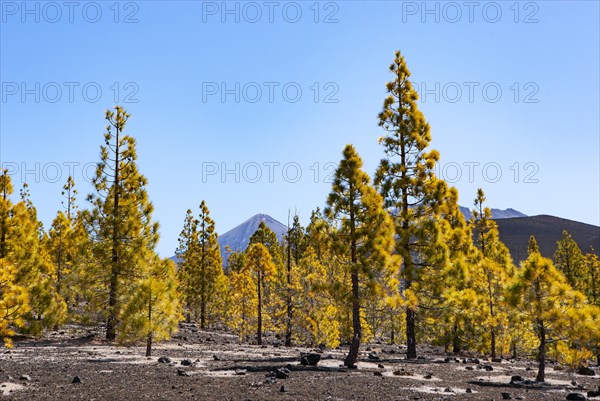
[536,320,546,382]
[452,323,461,354]
[406,306,417,359]
[107,125,121,342]
[257,271,262,346]
[200,222,207,330]
[146,333,152,357]
[285,232,293,347]
[344,192,361,368]
[344,268,361,367]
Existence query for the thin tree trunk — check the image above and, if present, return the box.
[344,192,361,368]
[285,230,293,347]
[536,320,546,382]
[107,125,121,341]
[390,309,395,345]
[487,274,496,359]
[406,306,417,359]
[344,268,361,367]
[452,323,461,354]
[257,271,262,346]
[200,221,206,330]
[146,295,153,357]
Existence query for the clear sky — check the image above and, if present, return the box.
[1,0,599,257]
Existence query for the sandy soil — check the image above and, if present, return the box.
[0,323,598,400]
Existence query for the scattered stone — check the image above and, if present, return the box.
[483,365,494,371]
[71,376,81,384]
[501,392,512,400]
[18,375,31,381]
[492,357,503,363]
[180,359,193,366]
[466,388,472,393]
[176,369,190,377]
[158,357,171,364]
[572,380,578,386]
[525,367,532,371]
[466,366,474,371]
[374,371,383,376]
[212,355,220,361]
[587,389,600,398]
[510,375,524,383]
[577,366,595,376]
[566,394,586,401]
[235,369,247,376]
[378,363,385,369]
[280,385,288,393]
[300,353,321,366]
[417,356,426,360]
[444,387,453,393]
[368,352,380,361]
[275,368,290,379]
[423,373,433,379]
[393,369,413,376]
[515,397,525,400]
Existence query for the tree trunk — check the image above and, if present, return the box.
[344,267,361,368]
[107,125,121,341]
[285,235,293,347]
[106,270,118,341]
[257,271,262,346]
[344,195,360,368]
[452,323,461,354]
[390,310,395,345]
[146,332,152,357]
[200,230,206,330]
[490,327,496,359]
[406,307,417,359]
[536,320,546,382]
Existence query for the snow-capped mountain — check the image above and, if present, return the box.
[217,213,288,266]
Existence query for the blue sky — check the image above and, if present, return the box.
[1,0,599,256]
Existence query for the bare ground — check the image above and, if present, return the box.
[1,323,598,400]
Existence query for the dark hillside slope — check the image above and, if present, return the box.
[495,215,600,263]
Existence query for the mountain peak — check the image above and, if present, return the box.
[218,213,288,266]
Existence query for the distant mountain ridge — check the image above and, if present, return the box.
[459,206,527,220]
[171,209,599,268]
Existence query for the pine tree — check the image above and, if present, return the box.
[227,252,256,341]
[326,144,396,367]
[470,188,513,358]
[8,183,67,334]
[437,186,477,353]
[119,257,182,356]
[196,201,224,328]
[507,249,589,381]
[249,222,285,336]
[244,243,276,345]
[554,230,585,289]
[86,106,160,341]
[46,176,88,319]
[583,249,599,306]
[375,50,447,359]
[284,213,304,346]
[176,209,199,322]
[176,202,224,328]
[0,171,31,346]
[528,235,540,256]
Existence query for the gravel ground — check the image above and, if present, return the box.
[1,323,598,400]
